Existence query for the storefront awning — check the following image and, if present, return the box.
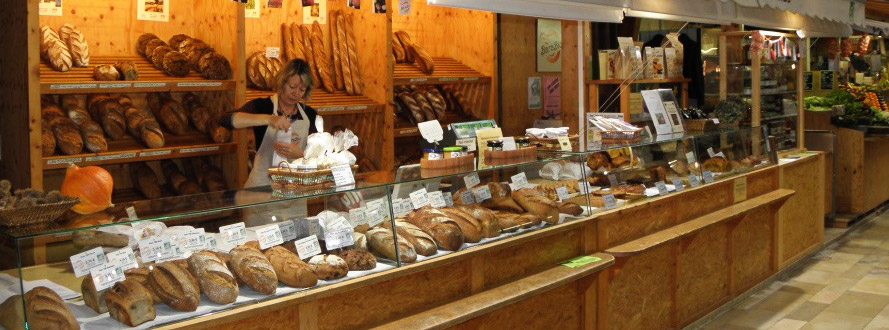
[626,0,734,25]
[854,19,889,36]
[426,0,625,22]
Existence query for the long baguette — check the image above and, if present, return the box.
[343,13,363,95]
[311,21,335,93]
[336,12,354,95]
[290,22,306,61]
[299,25,322,87]
[282,23,296,61]
[329,10,345,90]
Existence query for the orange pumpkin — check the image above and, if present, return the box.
[61,164,114,214]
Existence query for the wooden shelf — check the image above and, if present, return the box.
[587,78,690,85]
[42,130,236,170]
[40,56,235,94]
[245,89,384,115]
[395,126,422,138]
[394,57,491,85]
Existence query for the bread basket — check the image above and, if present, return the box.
[268,162,358,196]
[0,198,79,227]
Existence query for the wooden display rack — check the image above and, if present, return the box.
[587,78,690,118]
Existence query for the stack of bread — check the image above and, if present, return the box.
[40,24,90,72]
[275,10,363,95]
[137,33,231,79]
[93,61,139,81]
[392,30,435,74]
[393,85,475,124]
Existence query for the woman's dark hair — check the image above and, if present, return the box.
[274,59,314,99]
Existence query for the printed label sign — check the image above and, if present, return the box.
[70,247,107,278]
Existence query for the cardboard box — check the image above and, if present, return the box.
[645,47,665,79]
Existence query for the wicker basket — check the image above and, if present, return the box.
[268,163,359,196]
[0,198,78,227]
[528,135,579,151]
[599,128,643,144]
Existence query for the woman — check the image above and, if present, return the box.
[221,59,319,188]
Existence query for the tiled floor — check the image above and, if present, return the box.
[696,212,889,330]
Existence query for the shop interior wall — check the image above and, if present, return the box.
[0,0,36,190]
[499,15,579,137]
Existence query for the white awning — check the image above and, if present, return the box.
[722,0,865,25]
[426,0,625,22]
[627,0,734,25]
[733,4,852,37]
[854,19,889,36]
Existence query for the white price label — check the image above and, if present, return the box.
[410,189,430,209]
[138,236,173,263]
[295,235,322,260]
[219,223,248,246]
[306,217,323,240]
[427,191,446,208]
[257,225,284,250]
[443,192,453,207]
[510,172,528,190]
[556,186,570,201]
[707,147,716,158]
[672,178,685,192]
[655,181,669,195]
[418,120,444,144]
[428,153,443,160]
[686,151,696,164]
[265,47,280,59]
[711,118,720,124]
[703,171,715,183]
[278,221,298,241]
[464,173,481,189]
[348,207,368,228]
[126,206,138,221]
[331,164,355,187]
[502,137,517,151]
[472,185,492,202]
[365,207,385,227]
[607,174,619,187]
[603,194,617,210]
[456,138,477,152]
[689,175,701,187]
[324,229,354,250]
[206,233,218,251]
[391,199,407,218]
[579,182,593,195]
[90,263,125,291]
[460,190,476,205]
[557,136,572,151]
[70,247,107,278]
[105,247,139,271]
[183,229,208,252]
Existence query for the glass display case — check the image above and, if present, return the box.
[704,30,803,153]
[0,127,775,329]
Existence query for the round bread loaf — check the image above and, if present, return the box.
[333,248,376,271]
[163,51,191,77]
[93,64,120,81]
[199,52,232,80]
[150,45,174,70]
[137,33,160,56]
[308,254,349,280]
[168,34,190,50]
[114,61,139,80]
[143,39,168,60]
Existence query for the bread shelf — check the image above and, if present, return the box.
[245,89,384,115]
[39,56,235,94]
[394,57,491,86]
[42,130,236,170]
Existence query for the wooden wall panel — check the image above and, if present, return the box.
[481,228,582,290]
[731,207,774,293]
[448,282,584,330]
[498,15,580,136]
[747,167,780,199]
[211,305,300,330]
[317,259,473,330]
[673,180,733,224]
[863,137,889,212]
[836,128,863,213]
[605,244,675,330]
[677,225,730,326]
[779,155,825,265]
[597,197,676,249]
[0,0,38,189]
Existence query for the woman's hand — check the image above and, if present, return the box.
[274,141,304,160]
[268,115,292,131]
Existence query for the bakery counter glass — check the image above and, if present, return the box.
[0,182,402,330]
[691,126,777,183]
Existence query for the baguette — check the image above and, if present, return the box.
[311,21,335,93]
[264,246,318,287]
[366,227,417,263]
[408,43,435,74]
[424,89,447,118]
[394,31,415,64]
[481,183,524,213]
[438,207,483,243]
[299,25,321,88]
[230,245,277,295]
[406,207,464,251]
[187,250,239,304]
[381,219,437,256]
[148,262,200,311]
[329,10,345,90]
[282,23,296,61]
[397,92,425,123]
[335,13,354,95]
[343,14,363,95]
[79,119,108,153]
[106,279,156,327]
[392,33,406,63]
[511,189,559,224]
[411,91,437,120]
[290,22,306,61]
[129,163,163,200]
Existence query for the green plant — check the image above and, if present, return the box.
[714,97,746,124]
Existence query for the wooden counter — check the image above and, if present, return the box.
[836,128,889,216]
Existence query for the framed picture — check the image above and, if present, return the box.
[536,19,562,72]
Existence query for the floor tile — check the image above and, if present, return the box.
[863,303,889,330]
[858,254,886,266]
[841,264,875,280]
[778,281,827,295]
[809,258,858,274]
[809,278,858,304]
[768,319,807,330]
[725,308,786,329]
[835,245,875,256]
[850,273,889,295]
[794,269,841,285]
[846,238,885,248]
[821,291,889,318]
[807,311,871,330]
[826,252,865,263]
[785,301,830,321]
[753,291,811,315]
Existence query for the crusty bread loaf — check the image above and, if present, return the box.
[45,36,73,72]
[381,220,437,256]
[59,95,78,109]
[148,262,200,311]
[198,52,232,80]
[394,31,415,64]
[264,246,318,288]
[424,90,446,119]
[23,287,79,330]
[129,163,163,199]
[329,11,344,90]
[39,26,60,60]
[343,14,363,95]
[163,51,191,77]
[438,207,483,243]
[335,12,354,95]
[143,39,168,61]
[299,24,321,87]
[79,119,108,153]
[397,92,425,123]
[155,99,188,135]
[61,25,89,67]
[124,267,160,304]
[290,22,306,61]
[168,34,190,50]
[230,245,277,295]
[517,213,543,228]
[208,120,231,143]
[454,204,502,238]
[93,64,120,81]
[95,99,127,140]
[511,189,559,224]
[246,51,283,90]
[411,91,436,121]
[182,41,215,71]
[149,45,174,70]
[481,183,524,213]
[367,227,417,263]
[311,21,335,93]
[51,117,83,155]
[392,33,406,63]
[137,33,160,56]
[490,211,522,233]
[0,295,26,330]
[558,202,584,216]
[106,279,156,327]
[333,248,376,271]
[72,229,128,248]
[81,276,108,313]
[42,125,56,157]
[406,207,465,251]
[282,23,296,61]
[408,43,435,74]
[308,254,349,280]
[188,250,239,304]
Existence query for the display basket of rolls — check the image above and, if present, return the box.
[0,198,79,227]
[598,128,643,144]
[268,162,359,194]
[528,135,579,151]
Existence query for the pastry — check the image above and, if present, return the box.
[406,207,464,251]
[230,245,277,295]
[586,152,612,171]
[81,276,108,313]
[308,254,349,280]
[187,250,239,304]
[263,246,318,288]
[149,262,200,311]
[366,227,417,263]
[106,279,155,327]
[333,248,376,271]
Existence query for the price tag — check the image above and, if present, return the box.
[464,173,481,189]
[183,229,208,251]
[365,207,385,227]
[672,178,685,192]
[686,151,696,164]
[331,164,355,186]
[557,136,572,151]
[278,220,298,241]
[607,174,619,187]
[655,181,669,195]
[138,236,173,263]
[502,137,517,151]
[578,181,593,195]
[443,192,454,207]
[711,118,720,124]
[472,185,492,202]
[456,138,477,152]
[257,225,284,250]
[219,223,248,246]
[603,194,617,209]
[460,190,476,205]
[90,263,125,291]
[306,217,323,240]
[733,177,748,202]
[410,189,430,209]
[348,207,368,228]
[427,191,446,208]
[206,233,218,251]
[126,206,138,221]
[418,120,444,144]
[70,247,107,278]
[689,174,701,187]
[265,47,280,59]
[707,147,716,158]
[295,235,322,260]
[556,186,570,201]
[510,172,528,190]
[428,153,443,160]
[390,199,406,218]
[703,171,715,183]
[324,229,354,250]
[105,247,139,271]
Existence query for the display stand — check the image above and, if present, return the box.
[587,78,690,121]
[834,127,889,226]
